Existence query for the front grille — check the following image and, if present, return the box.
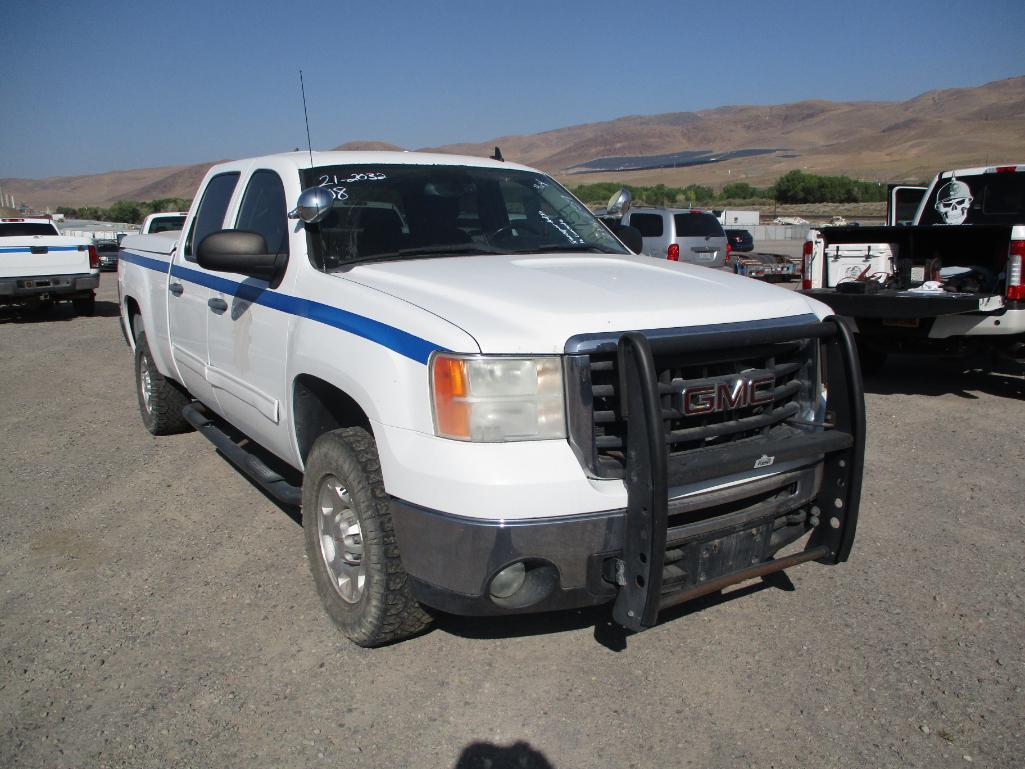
[585,337,818,477]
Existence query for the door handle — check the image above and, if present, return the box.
[208,297,228,313]
[168,282,184,296]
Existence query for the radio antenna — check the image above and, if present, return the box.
[300,70,314,167]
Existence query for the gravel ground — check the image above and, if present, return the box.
[1,277,1023,769]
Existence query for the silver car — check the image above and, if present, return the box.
[620,207,728,267]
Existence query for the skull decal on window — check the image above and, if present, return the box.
[933,176,973,225]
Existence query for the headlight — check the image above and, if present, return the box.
[430,354,566,442]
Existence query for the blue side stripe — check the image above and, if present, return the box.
[120,250,445,364]
[124,252,172,274]
[0,245,83,253]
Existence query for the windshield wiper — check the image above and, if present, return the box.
[513,243,621,254]
[335,243,509,267]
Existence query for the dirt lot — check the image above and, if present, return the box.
[2,277,1023,769]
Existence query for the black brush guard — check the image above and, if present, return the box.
[611,317,865,631]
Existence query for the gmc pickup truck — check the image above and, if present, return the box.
[801,164,1025,373]
[1,217,99,314]
[119,151,865,646]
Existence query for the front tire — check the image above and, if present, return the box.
[133,316,191,435]
[302,427,431,647]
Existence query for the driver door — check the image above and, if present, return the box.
[205,169,294,460]
[168,171,240,407]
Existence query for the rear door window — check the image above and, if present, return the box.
[184,172,240,262]
[674,213,724,237]
[235,170,289,255]
[919,171,1025,225]
[629,213,664,237]
[0,222,60,236]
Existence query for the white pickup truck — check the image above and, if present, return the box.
[119,151,865,646]
[801,164,1025,373]
[0,217,99,314]
[140,211,188,234]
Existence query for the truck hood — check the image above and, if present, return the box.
[340,253,829,354]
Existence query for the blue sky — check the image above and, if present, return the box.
[2,0,1023,179]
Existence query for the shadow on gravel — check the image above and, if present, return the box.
[454,740,554,769]
[90,300,122,318]
[0,299,121,323]
[216,448,303,526]
[863,356,1024,400]
[435,574,788,651]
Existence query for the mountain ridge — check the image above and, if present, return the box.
[3,76,1022,208]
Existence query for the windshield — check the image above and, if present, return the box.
[300,164,627,269]
[0,222,60,237]
[918,171,1025,226]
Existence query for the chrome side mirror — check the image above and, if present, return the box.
[288,187,334,224]
[606,188,632,217]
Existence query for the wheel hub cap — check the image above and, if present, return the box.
[316,476,365,603]
[140,362,153,412]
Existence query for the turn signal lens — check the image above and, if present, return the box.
[801,240,814,290]
[1007,240,1025,300]
[432,356,470,438]
[430,354,566,442]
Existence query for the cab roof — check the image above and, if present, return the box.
[937,163,1025,178]
[209,150,535,175]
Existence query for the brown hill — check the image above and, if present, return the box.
[0,162,221,209]
[333,140,406,151]
[428,76,1025,187]
[3,76,1023,209]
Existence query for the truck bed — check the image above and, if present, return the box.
[820,223,1011,286]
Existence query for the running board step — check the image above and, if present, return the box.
[182,404,302,506]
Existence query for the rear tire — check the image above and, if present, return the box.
[133,316,191,435]
[303,427,431,647]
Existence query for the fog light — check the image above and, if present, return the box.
[489,562,527,599]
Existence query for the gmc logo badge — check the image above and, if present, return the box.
[677,374,775,416]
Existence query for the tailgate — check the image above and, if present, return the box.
[802,288,1004,319]
[0,243,90,279]
[680,237,724,263]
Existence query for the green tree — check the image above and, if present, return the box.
[106,200,142,223]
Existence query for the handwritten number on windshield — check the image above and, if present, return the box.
[318,172,387,187]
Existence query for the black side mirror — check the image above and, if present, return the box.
[613,224,643,254]
[197,230,282,280]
